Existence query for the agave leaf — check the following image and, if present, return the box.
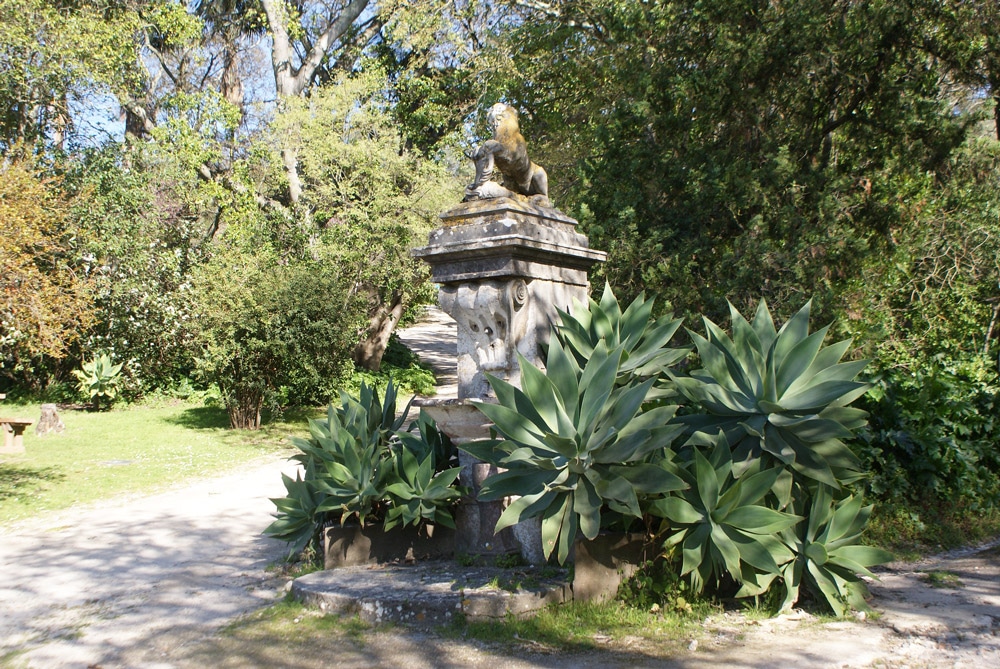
[480,468,556,500]
[545,339,582,419]
[773,301,812,362]
[724,505,802,534]
[613,462,687,494]
[681,523,711,577]
[649,496,704,523]
[780,380,869,411]
[541,492,576,562]
[574,476,603,540]
[495,488,557,533]
[776,326,829,397]
[693,448,721,512]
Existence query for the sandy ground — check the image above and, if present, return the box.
[2,308,998,668]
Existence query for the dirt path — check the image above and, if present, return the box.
[2,308,998,668]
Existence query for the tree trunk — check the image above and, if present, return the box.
[353,291,405,371]
[226,389,263,430]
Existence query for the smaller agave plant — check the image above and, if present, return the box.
[670,300,870,488]
[779,486,894,615]
[648,433,801,595]
[73,353,123,409]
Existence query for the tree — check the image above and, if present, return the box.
[489,0,990,332]
[0,159,92,388]
[0,0,143,152]
[269,72,459,369]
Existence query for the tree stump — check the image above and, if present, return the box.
[36,403,65,436]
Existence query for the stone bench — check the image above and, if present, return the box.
[1,418,33,454]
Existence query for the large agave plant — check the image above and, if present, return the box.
[465,338,686,564]
[265,380,412,554]
[779,486,893,615]
[648,433,801,595]
[554,283,688,397]
[670,300,870,488]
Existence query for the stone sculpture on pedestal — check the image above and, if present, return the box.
[413,105,605,562]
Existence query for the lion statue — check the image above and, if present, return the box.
[465,103,550,205]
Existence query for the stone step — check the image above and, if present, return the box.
[291,561,571,625]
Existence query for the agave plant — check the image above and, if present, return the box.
[779,486,893,615]
[554,283,688,396]
[670,300,870,488]
[264,471,327,557]
[648,433,801,595]
[464,337,686,564]
[384,445,464,530]
[266,380,415,554]
[73,353,123,409]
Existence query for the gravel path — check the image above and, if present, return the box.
[0,454,297,668]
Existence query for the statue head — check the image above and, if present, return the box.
[487,103,517,134]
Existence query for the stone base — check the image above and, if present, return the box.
[572,532,652,603]
[323,524,454,569]
[293,561,571,625]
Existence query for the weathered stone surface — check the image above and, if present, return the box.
[324,524,454,569]
[414,201,603,287]
[292,561,571,625]
[412,198,606,566]
[1,418,32,454]
[415,400,519,557]
[572,533,652,603]
[35,403,64,436]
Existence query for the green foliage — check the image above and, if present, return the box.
[471,289,887,613]
[554,283,688,396]
[855,360,1000,512]
[72,353,123,407]
[779,488,893,616]
[671,300,870,488]
[383,446,463,530]
[466,336,686,564]
[187,246,364,429]
[265,381,464,558]
[649,434,800,597]
[66,145,203,397]
[617,559,705,616]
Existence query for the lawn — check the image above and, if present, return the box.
[0,400,317,526]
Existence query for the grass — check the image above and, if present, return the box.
[445,600,702,653]
[864,502,1000,561]
[0,399,319,526]
[919,569,965,589]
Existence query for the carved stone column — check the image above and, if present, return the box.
[413,198,606,562]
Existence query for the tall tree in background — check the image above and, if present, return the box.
[492,0,997,357]
[0,160,92,387]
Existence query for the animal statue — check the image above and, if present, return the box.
[466,103,549,203]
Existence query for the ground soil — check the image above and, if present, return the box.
[2,308,997,668]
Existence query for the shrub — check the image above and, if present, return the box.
[265,381,464,558]
[187,247,365,429]
[468,286,890,614]
[855,359,1000,512]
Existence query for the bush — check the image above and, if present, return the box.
[187,247,365,429]
[855,358,1000,512]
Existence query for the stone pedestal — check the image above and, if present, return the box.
[413,198,606,562]
[413,199,606,400]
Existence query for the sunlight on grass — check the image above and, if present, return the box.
[0,400,321,526]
